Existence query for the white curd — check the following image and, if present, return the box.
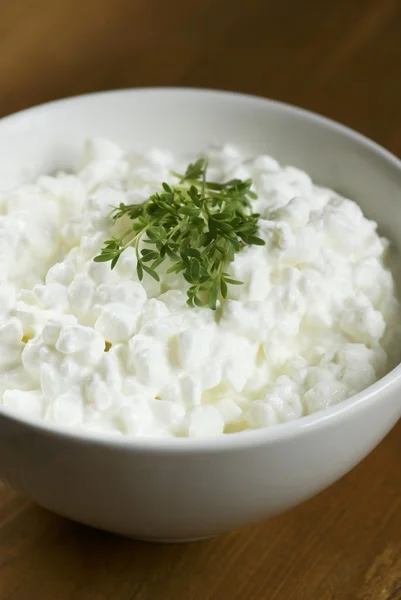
[1,139,400,438]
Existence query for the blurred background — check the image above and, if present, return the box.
[1,0,401,155]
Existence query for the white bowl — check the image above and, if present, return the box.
[0,88,401,542]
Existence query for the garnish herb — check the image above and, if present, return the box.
[94,158,265,309]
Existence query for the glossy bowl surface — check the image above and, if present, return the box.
[0,88,400,540]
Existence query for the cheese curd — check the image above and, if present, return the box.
[1,139,401,438]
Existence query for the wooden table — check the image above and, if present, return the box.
[1,1,401,598]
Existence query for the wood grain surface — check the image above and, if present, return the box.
[1,1,401,598]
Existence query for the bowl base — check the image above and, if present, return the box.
[133,535,215,544]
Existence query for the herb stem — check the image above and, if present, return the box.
[94,157,265,309]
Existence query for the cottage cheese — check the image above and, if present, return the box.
[1,139,401,438]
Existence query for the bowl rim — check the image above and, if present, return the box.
[1,86,401,453]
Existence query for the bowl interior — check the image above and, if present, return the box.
[0,88,401,250]
[1,88,401,447]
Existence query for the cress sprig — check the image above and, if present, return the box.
[93,158,265,309]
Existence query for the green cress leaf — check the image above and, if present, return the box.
[94,158,265,309]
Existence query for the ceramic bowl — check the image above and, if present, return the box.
[0,88,400,541]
